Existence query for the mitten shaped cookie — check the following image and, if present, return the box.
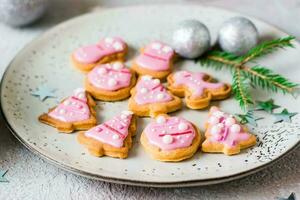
[78,111,137,159]
[131,41,175,79]
[72,37,127,72]
[85,62,136,101]
[167,70,231,109]
[39,88,97,133]
[202,106,256,155]
[141,115,201,162]
[128,75,181,117]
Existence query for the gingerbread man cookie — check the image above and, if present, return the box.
[78,110,137,159]
[39,88,97,133]
[167,70,231,109]
[128,75,182,117]
[131,41,176,79]
[141,115,201,162]
[202,106,256,155]
[72,37,128,72]
[85,62,136,101]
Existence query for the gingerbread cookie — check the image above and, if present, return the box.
[202,106,256,155]
[85,62,136,101]
[71,37,128,73]
[131,41,176,79]
[39,88,97,133]
[167,70,231,109]
[128,75,182,117]
[78,110,137,159]
[141,115,201,162]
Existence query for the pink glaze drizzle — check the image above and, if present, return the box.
[134,75,173,105]
[73,37,126,64]
[173,71,225,97]
[206,107,251,147]
[84,111,133,148]
[135,41,174,71]
[87,62,132,91]
[49,88,90,122]
[144,116,196,150]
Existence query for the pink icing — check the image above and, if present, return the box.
[87,62,132,91]
[206,107,251,147]
[135,42,174,71]
[49,88,90,122]
[173,71,225,98]
[84,111,133,148]
[134,76,173,105]
[73,37,126,64]
[144,116,196,150]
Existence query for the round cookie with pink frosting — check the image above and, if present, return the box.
[128,75,182,117]
[202,106,256,155]
[39,88,97,133]
[131,41,176,79]
[78,110,137,159]
[167,70,231,109]
[140,115,201,162]
[71,37,128,73]
[85,62,136,101]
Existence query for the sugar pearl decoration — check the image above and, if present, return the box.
[141,75,152,81]
[64,100,70,106]
[172,19,211,58]
[97,67,107,75]
[218,16,259,55]
[156,93,164,100]
[77,93,85,99]
[225,117,236,126]
[108,78,117,86]
[105,37,113,43]
[230,124,241,133]
[178,122,188,131]
[213,111,224,117]
[59,109,66,115]
[112,134,120,140]
[153,79,160,84]
[162,135,173,144]
[211,125,222,135]
[208,116,219,125]
[112,62,123,70]
[156,116,166,124]
[140,87,148,94]
[152,43,162,50]
[122,110,133,116]
[113,42,123,50]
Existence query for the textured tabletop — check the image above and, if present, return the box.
[0,0,299,199]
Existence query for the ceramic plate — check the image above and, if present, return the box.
[1,5,300,187]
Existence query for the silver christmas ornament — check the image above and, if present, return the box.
[172,19,211,59]
[218,16,259,55]
[0,0,49,27]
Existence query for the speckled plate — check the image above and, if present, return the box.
[1,5,300,187]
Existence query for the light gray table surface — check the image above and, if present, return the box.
[0,0,299,199]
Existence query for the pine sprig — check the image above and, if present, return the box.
[233,69,254,109]
[240,36,295,64]
[198,36,298,110]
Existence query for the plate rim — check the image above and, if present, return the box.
[1,4,299,187]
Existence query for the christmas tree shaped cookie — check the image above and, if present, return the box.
[85,62,136,101]
[202,106,256,155]
[72,37,128,72]
[131,41,176,79]
[128,75,182,117]
[167,70,231,109]
[141,115,201,162]
[78,111,137,159]
[39,88,97,133]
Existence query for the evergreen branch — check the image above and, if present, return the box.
[242,66,298,93]
[240,36,295,64]
[232,69,254,110]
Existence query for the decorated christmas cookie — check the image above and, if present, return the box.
[78,110,137,159]
[141,115,201,162]
[131,41,176,79]
[71,37,128,72]
[85,62,136,101]
[202,106,256,155]
[167,70,231,109]
[39,88,97,133]
[128,75,182,117]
